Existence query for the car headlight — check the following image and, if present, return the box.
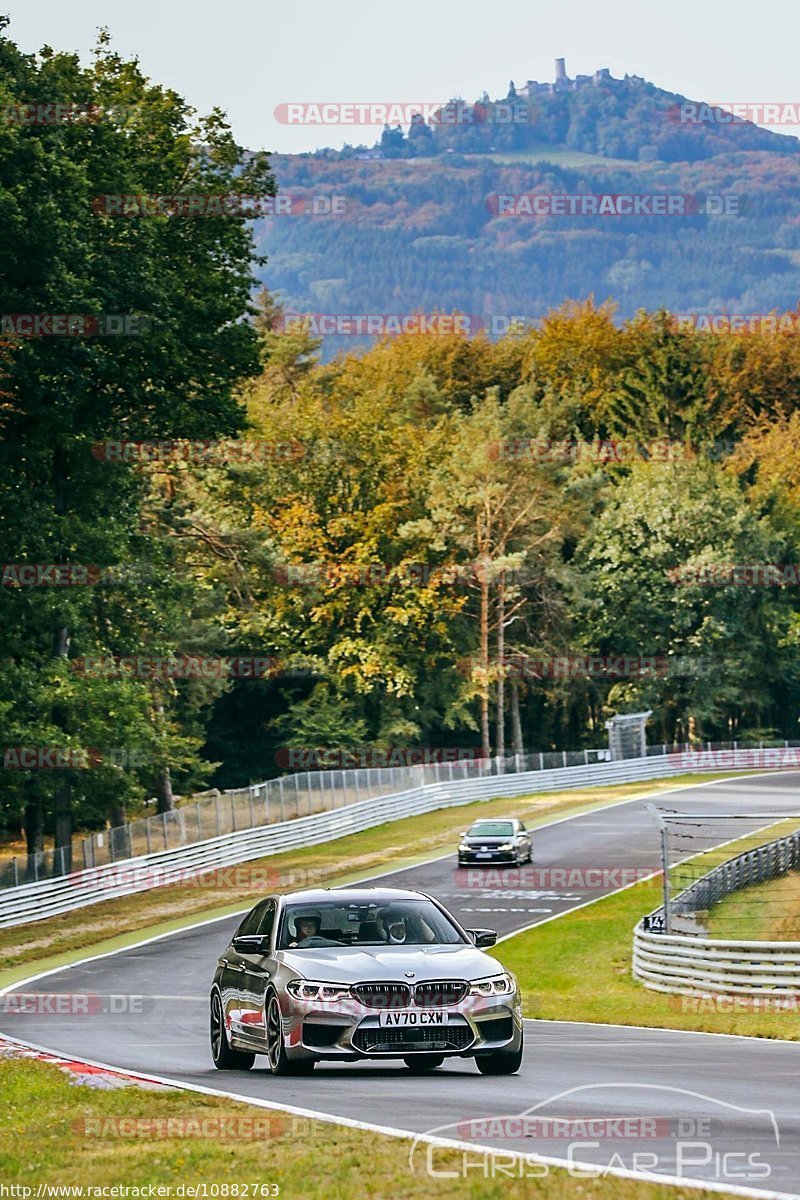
[498,842,514,850]
[470,973,516,997]
[458,842,470,851]
[286,980,352,1002]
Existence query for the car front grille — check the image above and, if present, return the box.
[413,980,469,1007]
[352,1025,474,1053]
[351,982,412,1009]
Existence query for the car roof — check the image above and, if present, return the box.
[279,887,431,905]
[469,816,518,823]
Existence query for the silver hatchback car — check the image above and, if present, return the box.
[210,886,523,1076]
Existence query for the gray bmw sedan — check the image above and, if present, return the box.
[210,886,523,1076]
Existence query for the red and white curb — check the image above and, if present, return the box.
[0,1032,170,1090]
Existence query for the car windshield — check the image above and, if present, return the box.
[467,822,514,837]
[278,899,467,949]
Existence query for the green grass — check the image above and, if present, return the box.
[0,1057,744,1199]
[497,816,800,1039]
[0,773,737,987]
[706,869,800,942]
[469,144,646,169]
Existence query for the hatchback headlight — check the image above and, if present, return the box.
[286,980,352,1002]
[470,973,515,997]
[458,842,470,851]
[498,842,514,850]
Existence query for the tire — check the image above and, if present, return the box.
[403,1054,445,1072]
[210,990,254,1071]
[265,991,315,1075]
[475,1043,523,1075]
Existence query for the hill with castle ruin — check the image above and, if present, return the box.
[255,60,800,357]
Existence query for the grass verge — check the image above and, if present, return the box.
[706,869,800,941]
[0,773,738,987]
[498,816,800,1039]
[0,1056,744,1200]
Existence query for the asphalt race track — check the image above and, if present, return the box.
[4,773,800,1197]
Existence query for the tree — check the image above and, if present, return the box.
[0,22,275,864]
[576,461,794,742]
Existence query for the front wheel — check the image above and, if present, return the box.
[265,992,315,1075]
[210,991,254,1070]
[475,1043,523,1075]
[403,1054,444,1072]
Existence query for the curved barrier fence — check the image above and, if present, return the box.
[3,744,799,928]
[634,826,800,996]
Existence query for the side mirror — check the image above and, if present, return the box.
[233,934,271,955]
[467,928,497,947]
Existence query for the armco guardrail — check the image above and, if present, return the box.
[0,751,688,929]
[0,747,613,887]
[634,826,800,996]
[633,927,800,997]
[7,738,797,888]
[3,744,799,929]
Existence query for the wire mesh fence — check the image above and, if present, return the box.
[0,745,616,888]
[6,735,800,891]
[646,806,800,937]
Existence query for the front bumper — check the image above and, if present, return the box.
[281,989,523,1061]
[458,850,518,865]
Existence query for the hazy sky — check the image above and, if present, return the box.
[7,0,800,153]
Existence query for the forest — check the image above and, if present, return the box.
[4,23,800,863]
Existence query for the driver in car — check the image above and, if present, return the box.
[382,909,408,944]
[288,912,322,947]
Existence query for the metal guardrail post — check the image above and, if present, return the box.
[162,812,168,849]
[248,787,255,828]
[12,858,17,888]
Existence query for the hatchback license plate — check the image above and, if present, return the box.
[378,1010,451,1027]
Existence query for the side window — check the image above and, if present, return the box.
[236,901,269,938]
[518,822,526,832]
[255,900,277,944]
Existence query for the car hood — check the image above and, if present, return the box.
[278,943,504,983]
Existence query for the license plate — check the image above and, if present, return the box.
[378,1009,450,1027]
[476,851,494,858]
